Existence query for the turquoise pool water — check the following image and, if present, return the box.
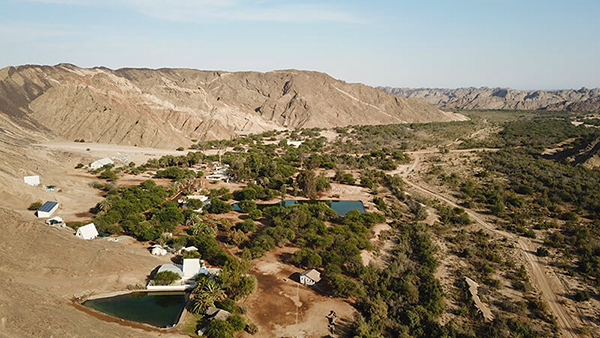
[83,292,186,328]
[234,199,365,216]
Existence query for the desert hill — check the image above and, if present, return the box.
[380,86,600,112]
[0,64,465,148]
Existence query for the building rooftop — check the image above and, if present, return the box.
[38,201,59,213]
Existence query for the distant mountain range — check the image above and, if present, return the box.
[379,87,600,112]
[0,64,466,148]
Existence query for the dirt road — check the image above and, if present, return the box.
[399,154,583,338]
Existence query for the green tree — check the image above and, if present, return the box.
[153,271,181,285]
[210,199,234,214]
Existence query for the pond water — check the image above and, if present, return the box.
[83,292,186,328]
[234,200,365,216]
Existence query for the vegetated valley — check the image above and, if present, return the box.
[4,108,600,338]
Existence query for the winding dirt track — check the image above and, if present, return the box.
[400,152,582,338]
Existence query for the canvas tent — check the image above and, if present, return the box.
[23,175,40,186]
[76,223,98,240]
[37,201,59,218]
[151,245,168,256]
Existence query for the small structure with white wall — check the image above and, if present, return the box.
[299,269,321,286]
[286,140,304,148]
[37,201,59,218]
[76,223,99,240]
[45,216,64,226]
[90,158,114,170]
[23,175,41,187]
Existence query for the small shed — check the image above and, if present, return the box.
[299,269,321,286]
[76,223,99,240]
[90,158,114,170]
[23,175,41,186]
[37,201,59,218]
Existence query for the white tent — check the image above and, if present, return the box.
[90,158,114,170]
[23,175,40,186]
[152,246,168,256]
[76,223,98,240]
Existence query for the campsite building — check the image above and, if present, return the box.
[76,223,99,240]
[37,201,59,218]
[299,269,321,286]
[23,175,41,187]
[90,158,114,170]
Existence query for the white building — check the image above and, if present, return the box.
[90,158,114,170]
[23,175,41,186]
[76,223,99,240]
[183,258,202,281]
[299,269,321,286]
[37,201,59,218]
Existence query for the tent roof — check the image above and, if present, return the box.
[77,223,98,239]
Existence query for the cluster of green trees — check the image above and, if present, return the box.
[350,221,445,337]
[91,180,187,240]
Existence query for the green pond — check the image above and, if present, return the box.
[83,292,186,328]
[234,199,365,216]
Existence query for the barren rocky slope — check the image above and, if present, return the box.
[0,64,465,148]
[380,86,600,112]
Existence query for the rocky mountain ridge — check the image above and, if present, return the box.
[0,64,465,148]
[379,86,600,112]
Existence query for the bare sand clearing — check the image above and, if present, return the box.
[37,140,189,165]
[242,248,356,338]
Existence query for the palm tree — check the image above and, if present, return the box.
[190,277,225,314]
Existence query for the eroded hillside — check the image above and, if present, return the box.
[380,86,600,112]
[0,64,465,148]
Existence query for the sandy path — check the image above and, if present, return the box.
[399,155,583,338]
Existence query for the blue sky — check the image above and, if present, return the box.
[0,0,598,89]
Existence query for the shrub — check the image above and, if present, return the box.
[210,199,233,214]
[245,322,259,335]
[236,219,256,233]
[248,209,263,220]
[536,247,549,257]
[153,271,181,285]
[28,201,43,210]
[176,146,184,151]
[227,314,246,332]
[574,290,590,302]
[205,319,234,338]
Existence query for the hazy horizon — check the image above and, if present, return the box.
[1,0,599,90]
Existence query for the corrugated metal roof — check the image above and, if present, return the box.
[38,201,58,212]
